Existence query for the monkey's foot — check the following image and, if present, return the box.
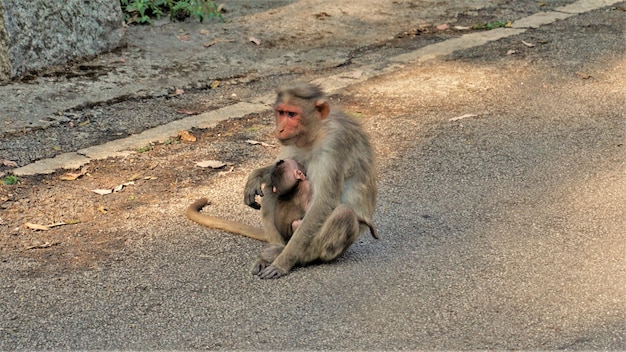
[257,264,288,279]
[251,259,270,275]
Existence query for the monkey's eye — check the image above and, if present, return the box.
[287,111,297,118]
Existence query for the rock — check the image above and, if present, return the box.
[0,0,125,83]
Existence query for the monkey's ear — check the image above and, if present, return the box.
[294,169,306,180]
[315,100,330,120]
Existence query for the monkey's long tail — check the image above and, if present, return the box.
[185,198,268,242]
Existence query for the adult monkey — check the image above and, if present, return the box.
[245,83,377,279]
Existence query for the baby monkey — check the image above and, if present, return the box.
[270,159,379,240]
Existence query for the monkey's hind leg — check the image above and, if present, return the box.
[308,205,361,263]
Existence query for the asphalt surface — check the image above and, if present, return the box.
[1,0,625,350]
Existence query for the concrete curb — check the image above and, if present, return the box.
[10,0,621,176]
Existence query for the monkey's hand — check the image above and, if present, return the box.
[244,186,263,210]
[257,264,288,279]
[244,166,272,209]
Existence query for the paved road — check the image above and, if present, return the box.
[1,1,625,350]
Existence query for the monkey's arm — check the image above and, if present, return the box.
[245,164,286,245]
[243,165,273,209]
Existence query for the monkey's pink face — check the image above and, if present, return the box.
[274,103,303,144]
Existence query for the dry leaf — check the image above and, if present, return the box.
[246,139,275,147]
[341,70,363,79]
[143,176,158,180]
[210,80,220,89]
[506,49,518,55]
[174,88,185,95]
[521,40,535,48]
[314,12,331,19]
[177,33,191,41]
[177,110,199,115]
[178,130,197,142]
[249,36,261,45]
[204,39,219,48]
[196,160,226,169]
[26,241,59,250]
[60,166,89,181]
[25,222,51,231]
[450,113,478,122]
[129,173,142,181]
[1,159,18,168]
[92,189,113,195]
[113,181,134,193]
[576,71,592,79]
[98,205,108,214]
[453,25,471,30]
[25,220,79,231]
[436,23,449,30]
[199,29,210,35]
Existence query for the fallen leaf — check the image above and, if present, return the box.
[25,222,51,231]
[59,166,89,181]
[98,205,108,214]
[537,1,547,6]
[314,12,331,19]
[249,36,261,45]
[177,33,191,41]
[199,29,210,35]
[204,39,219,48]
[119,58,126,63]
[450,113,478,122]
[506,49,518,55]
[196,160,226,169]
[341,70,363,79]
[1,159,18,168]
[521,40,535,47]
[92,189,113,195]
[78,120,90,127]
[129,173,142,181]
[576,71,592,79]
[113,181,134,193]
[210,80,220,89]
[453,25,471,30]
[26,241,59,250]
[177,110,199,115]
[178,130,197,142]
[436,23,449,30]
[143,176,158,180]
[246,139,275,147]
[174,88,185,95]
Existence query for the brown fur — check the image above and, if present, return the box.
[245,83,377,279]
[185,198,267,241]
[271,158,379,240]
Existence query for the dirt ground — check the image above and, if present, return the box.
[1,1,624,276]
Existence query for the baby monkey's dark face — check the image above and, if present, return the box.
[270,159,306,197]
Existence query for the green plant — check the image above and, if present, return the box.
[3,175,18,185]
[136,144,153,153]
[472,20,509,30]
[120,0,223,24]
